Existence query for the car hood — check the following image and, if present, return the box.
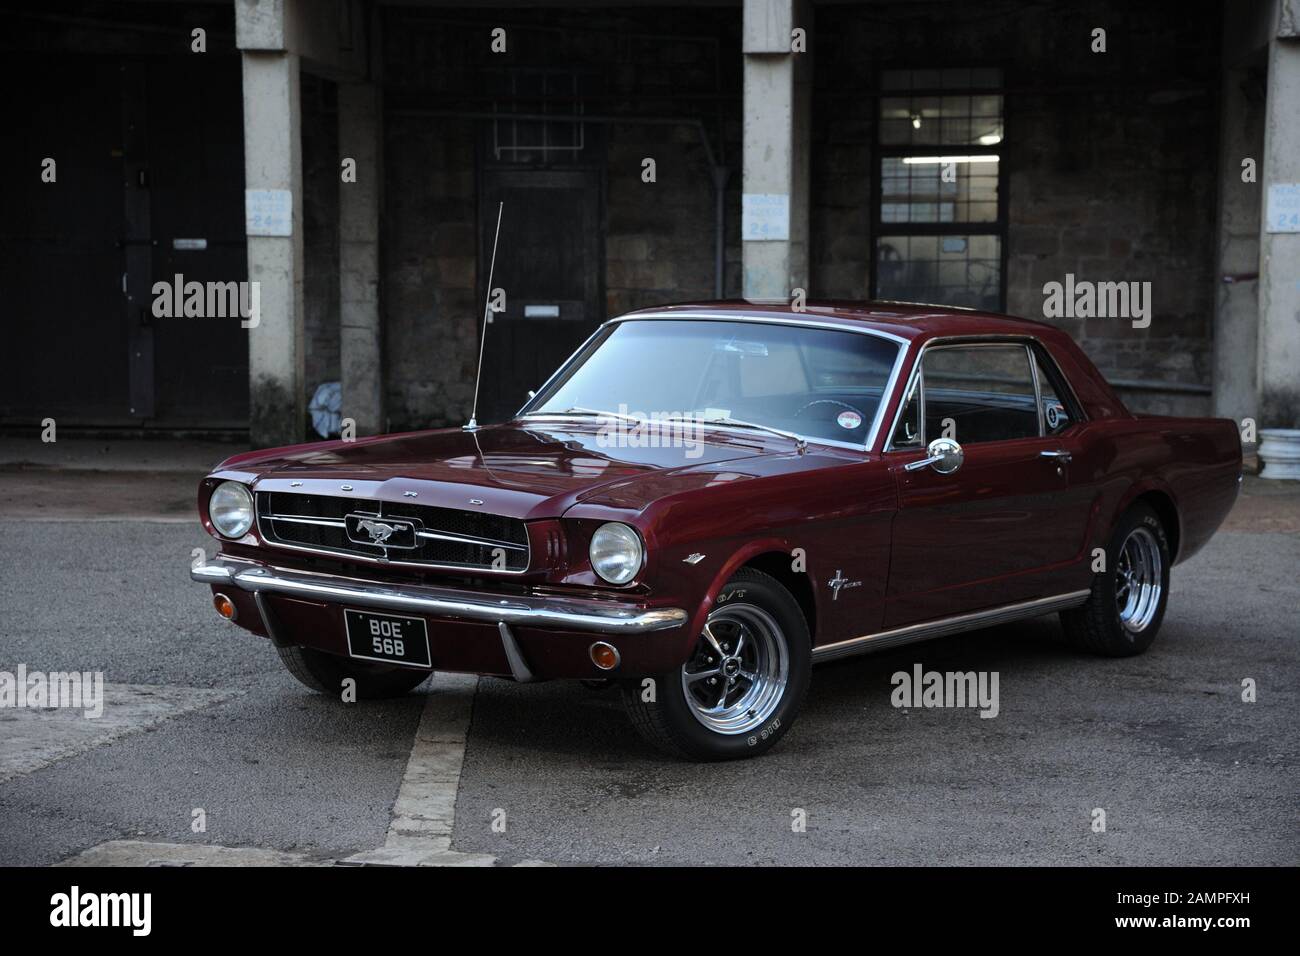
[213,421,793,520]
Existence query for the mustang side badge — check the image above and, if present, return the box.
[828,569,862,601]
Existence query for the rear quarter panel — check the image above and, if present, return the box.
[1072,415,1241,565]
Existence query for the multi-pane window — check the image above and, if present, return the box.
[874,69,1005,311]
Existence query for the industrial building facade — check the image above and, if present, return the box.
[2,0,1297,446]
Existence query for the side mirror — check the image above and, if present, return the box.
[904,437,964,475]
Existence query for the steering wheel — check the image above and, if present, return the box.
[793,399,867,424]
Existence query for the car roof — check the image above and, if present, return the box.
[617,299,1059,343]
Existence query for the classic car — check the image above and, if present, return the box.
[192,302,1242,760]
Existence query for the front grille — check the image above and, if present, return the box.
[255,491,530,572]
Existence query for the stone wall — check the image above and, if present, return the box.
[379,7,741,430]
[812,0,1222,415]
[370,1,1223,429]
[302,72,340,400]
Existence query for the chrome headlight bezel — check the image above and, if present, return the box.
[589,521,644,585]
[209,480,254,539]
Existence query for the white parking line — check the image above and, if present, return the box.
[52,673,549,867]
[342,673,506,866]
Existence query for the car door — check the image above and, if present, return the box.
[882,340,1091,628]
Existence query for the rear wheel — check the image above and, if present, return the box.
[276,645,432,699]
[621,568,811,760]
[1060,502,1171,657]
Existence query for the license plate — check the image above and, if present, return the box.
[344,610,431,669]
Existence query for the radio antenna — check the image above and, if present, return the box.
[464,201,504,431]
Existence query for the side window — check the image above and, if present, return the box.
[890,372,923,448]
[1033,350,1075,436]
[921,344,1038,444]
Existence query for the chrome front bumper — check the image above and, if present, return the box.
[192,559,688,635]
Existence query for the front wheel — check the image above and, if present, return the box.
[621,568,811,760]
[1060,502,1171,657]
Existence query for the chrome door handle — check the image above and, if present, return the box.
[1040,449,1072,462]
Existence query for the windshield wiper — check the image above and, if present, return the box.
[663,414,808,454]
[523,406,646,425]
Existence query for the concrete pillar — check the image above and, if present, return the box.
[239,46,305,447]
[741,0,811,301]
[338,82,384,436]
[1257,5,1300,427]
[236,0,368,447]
[1212,6,1270,428]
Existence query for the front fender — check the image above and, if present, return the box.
[684,536,801,640]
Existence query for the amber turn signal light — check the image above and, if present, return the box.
[213,593,236,621]
[589,641,620,671]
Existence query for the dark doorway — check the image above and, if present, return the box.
[0,52,248,431]
[477,168,604,424]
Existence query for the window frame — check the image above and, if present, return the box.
[883,336,1088,453]
[870,72,1010,311]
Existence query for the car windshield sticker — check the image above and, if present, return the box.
[837,410,863,430]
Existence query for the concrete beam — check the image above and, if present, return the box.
[241,49,305,447]
[236,0,369,80]
[338,82,385,437]
[741,0,811,302]
[1257,16,1300,427]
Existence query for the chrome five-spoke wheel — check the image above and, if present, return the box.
[1115,525,1162,633]
[621,567,810,760]
[1060,503,1171,657]
[680,604,789,735]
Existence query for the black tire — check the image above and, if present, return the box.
[1060,502,1171,657]
[621,568,811,761]
[276,645,432,699]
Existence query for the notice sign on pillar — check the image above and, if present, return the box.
[245,189,293,237]
[742,193,790,241]
[1265,184,1300,233]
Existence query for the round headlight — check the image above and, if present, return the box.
[589,522,644,585]
[209,481,254,539]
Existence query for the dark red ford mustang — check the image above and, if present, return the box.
[193,302,1241,760]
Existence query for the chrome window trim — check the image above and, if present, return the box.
[516,311,912,455]
[1027,343,1047,437]
[882,334,1089,453]
[1027,342,1084,436]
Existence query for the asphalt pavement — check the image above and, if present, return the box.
[0,452,1295,866]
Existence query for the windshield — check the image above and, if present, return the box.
[524,319,902,447]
